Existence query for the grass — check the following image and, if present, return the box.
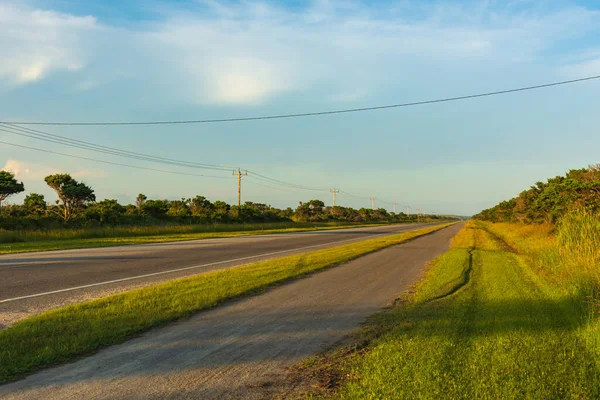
[0,222,453,384]
[482,209,600,295]
[315,221,600,399]
[0,221,399,255]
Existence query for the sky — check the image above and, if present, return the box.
[1,0,599,216]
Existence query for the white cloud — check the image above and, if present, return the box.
[0,3,97,85]
[561,56,600,78]
[1,1,600,103]
[2,159,106,180]
[2,159,58,179]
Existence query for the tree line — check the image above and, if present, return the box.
[474,164,600,224]
[0,171,436,229]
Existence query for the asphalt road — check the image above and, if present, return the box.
[0,223,439,327]
[1,223,462,399]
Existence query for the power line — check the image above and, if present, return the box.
[0,127,410,208]
[0,123,235,172]
[0,134,234,179]
[245,178,298,192]
[246,170,328,192]
[2,75,599,126]
[0,132,413,211]
[0,123,331,192]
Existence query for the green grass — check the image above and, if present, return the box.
[0,221,398,255]
[0,223,452,384]
[324,222,600,399]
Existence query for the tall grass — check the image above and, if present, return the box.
[480,209,600,295]
[557,209,600,274]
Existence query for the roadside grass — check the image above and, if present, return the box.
[0,223,453,384]
[482,210,600,294]
[0,221,398,255]
[317,221,599,399]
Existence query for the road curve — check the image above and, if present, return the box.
[1,223,462,399]
[0,223,439,327]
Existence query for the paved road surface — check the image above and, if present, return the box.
[1,223,462,399]
[0,223,439,327]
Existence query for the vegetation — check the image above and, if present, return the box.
[0,170,24,209]
[310,221,599,399]
[475,164,600,223]
[0,223,452,383]
[0,170,452,251]
[297,165,600,399]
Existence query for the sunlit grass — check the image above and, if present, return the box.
[0,223,452,383]
[323,222,599,399]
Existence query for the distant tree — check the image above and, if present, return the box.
[190,195,214,217]
[23,193,46,216]
[212,200,231,222]
[136,193,147,208]
[86,199,125,224]
[140,199,170,218]
[167,198,191,217]
[44,174,96,222]
[294,199,325,221]
[0,170,25,209]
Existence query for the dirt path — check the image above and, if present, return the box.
[1,224,462,399]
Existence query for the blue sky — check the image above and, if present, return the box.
[1,0,599,215]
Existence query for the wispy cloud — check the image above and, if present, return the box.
[1,1,599,104]
[2,159,106,181]
[0,3,97,85]
[2,159,58,179]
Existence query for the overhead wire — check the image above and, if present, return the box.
[2,75,598,126]
[0,123,332,193]
[244,178,298,192]
[0,123,235,172]
[0,130,410,209]
[0,133,234,179]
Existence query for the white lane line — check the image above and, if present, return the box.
[0,223,410,261]
[0,226,425,304]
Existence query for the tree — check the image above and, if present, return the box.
[44,174,96,222]
[136,193,147,208]
[24,193,46,216]
[0,170,25,208]
[85,199,125,224]
[140,199,170,218]
[190,195,214,217]
[167,198,191,217]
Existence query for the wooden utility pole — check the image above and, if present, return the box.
[370,197,376,210]
[392,202,398,214]
[233,169,248,206]
[330,189,340,207]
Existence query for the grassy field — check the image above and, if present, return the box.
[0,223,452,384]
[317,221,600,399]
[0,221,398,254]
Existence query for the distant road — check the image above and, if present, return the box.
[0,223,462,399]
[0,223,440,325]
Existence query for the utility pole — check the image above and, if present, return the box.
[330,189,340,207]
[392,202,398,214]
[407,206,411,216]
[370,197,376,210]
[233,169,248,206]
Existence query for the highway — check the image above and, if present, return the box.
[0,223,462,399]
[0,222,439,327]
